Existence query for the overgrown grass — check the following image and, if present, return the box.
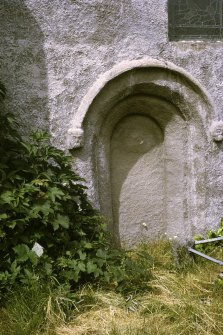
[1,240,223,335]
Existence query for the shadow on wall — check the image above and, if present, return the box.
[0,0,48,133]
[107,94,186,246]
[110,113,164,245]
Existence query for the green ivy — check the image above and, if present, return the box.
[194,218,223,253]
[0,107,116,297]
[0,91,154,301]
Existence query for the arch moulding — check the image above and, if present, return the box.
[65,57,219,245]
[66,57,214,149]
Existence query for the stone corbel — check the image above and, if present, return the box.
[210,121,223,142]
[66,127,84,149]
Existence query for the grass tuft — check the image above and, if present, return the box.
[1,240,223,335]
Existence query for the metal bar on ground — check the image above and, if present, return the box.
[188,247,223,266]
[194,236,223,245]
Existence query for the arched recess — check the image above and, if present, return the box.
[67,58,214,246]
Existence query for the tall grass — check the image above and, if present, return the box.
[1,240,223,335]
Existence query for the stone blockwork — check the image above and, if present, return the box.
[1,0,223,245]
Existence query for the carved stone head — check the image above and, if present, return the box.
[210,121,223,142]
[66,127,84,149]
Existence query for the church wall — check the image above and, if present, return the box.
[1,0,223,243]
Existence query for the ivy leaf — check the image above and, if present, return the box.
[13,244,30,262]
[96,249,107,259]
[0,229,6,238]
[78,250,86,261]
[97,258,106,267]
[93,267,103,278]
[73,270,80,282]
[70,259,77,269]
[0,213,7,220]
[7,220,17,229]
[10,260,21,278]
[47,187,64,202]
[77,261,86,272]
[86,261,98,274]
[29,251,39,266]
[31,201,53,217]
[23,268,35,279]
[44,263,52,275]
[83,242,92,249]
[0,190,15,204]
[52,214,70,231]
[112,267,125,282]
[103,271,110,283]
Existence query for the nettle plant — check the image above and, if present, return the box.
[194,219,223,254]
[0,105,116,294]
[0,89,154,300]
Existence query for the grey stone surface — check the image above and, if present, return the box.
[210,122,223,142]
[1,0,223,245]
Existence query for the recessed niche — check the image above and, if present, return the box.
[70,60,212,245]
[111,114,164,245]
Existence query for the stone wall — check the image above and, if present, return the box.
[1,0,223,244]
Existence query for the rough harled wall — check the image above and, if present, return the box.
[1,0,223,243]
